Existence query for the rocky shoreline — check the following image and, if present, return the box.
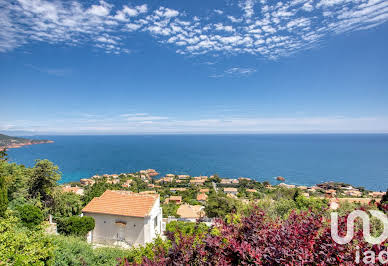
[0,140,54,149]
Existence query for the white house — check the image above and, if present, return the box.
[82,190,163,247]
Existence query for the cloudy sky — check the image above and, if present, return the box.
[1,0,388,134]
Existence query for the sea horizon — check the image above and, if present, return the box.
[6,134,388,191]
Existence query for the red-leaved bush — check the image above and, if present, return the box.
[118,207,388,265]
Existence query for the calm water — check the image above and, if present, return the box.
[6,134,388,191]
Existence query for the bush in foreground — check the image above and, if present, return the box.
[119,206,387,265]
[57,216,95,237]
[0,215,54,265]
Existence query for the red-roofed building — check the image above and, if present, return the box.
[82,190,163,246]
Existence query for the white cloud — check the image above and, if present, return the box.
[0,0,387,59]
[87,1,112,16]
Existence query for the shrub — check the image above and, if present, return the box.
[17,204,44,229]
[52,235,170,265]
[0,215,54,265]
[120,206,387,265]
[57,216,95,237]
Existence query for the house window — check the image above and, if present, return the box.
[154,216,158,228]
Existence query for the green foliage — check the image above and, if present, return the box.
[0,148,7,161]
[205,193,237,218]
[57,216,95,237]
[29,159,61,206]
[166,221,208,236]
[52,191,83,218]
[274,199,297,218]
[51,235,170,265]
[0,215,54,265]
[0,174,8,217]
[294,195,328,212]
[162,203,180,218]
[17,204,44,229]
[1,161,30,203]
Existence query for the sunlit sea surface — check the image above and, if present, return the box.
[7,134,388,191]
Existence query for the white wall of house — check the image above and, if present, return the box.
[143,198,162,243]
[83,197,163,246]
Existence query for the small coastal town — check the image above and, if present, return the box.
[58,169,387,248]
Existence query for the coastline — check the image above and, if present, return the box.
[0,140,54,149]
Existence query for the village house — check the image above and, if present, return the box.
[164,196,182,204]
[246,189,257,193]
[223,187,238,195]
[62,185,84,196]
[238,177,252,181]
[343,189,362,197]
[122,179,133,188]
[221,179,239,184]
[106,179,120,185]
[147,184,161,189]
[178,175,190,179]
[369,191,386,198]
[165,174,175,178]
[307,186,320,192]
[80,178,95,186]
[170,188,187,193]
[196,193,208,203]
[278,183,296,189]
[145,169,159,177]
[325,189,337,197]
[156,177,173,184]
[139,190,157,194]
[190,179,205,185]
[176,204,205,222]
[199,188,209,193]
[82,190,163,247]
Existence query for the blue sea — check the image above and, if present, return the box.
[6,134,388,191]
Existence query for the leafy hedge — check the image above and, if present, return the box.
[57,216,95,237]
[17,204,44,229]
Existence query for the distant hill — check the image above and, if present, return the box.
[0,134,53,149]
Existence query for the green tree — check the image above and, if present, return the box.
[0,174,8,217]
[57,216,95,237]
[29,159,61,207]
[52,191,83,218]
[205,193,237,218]
[17,204,44,229]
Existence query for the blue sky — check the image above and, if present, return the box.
[1,0,388,134]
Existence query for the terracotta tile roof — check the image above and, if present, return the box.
[224,187,238,192]
[197,193,208,201]
[82,190,159,218]
[170,188,187,191]
[199,188,209,193]
[177,204,205,219]
[169,196,182,201]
